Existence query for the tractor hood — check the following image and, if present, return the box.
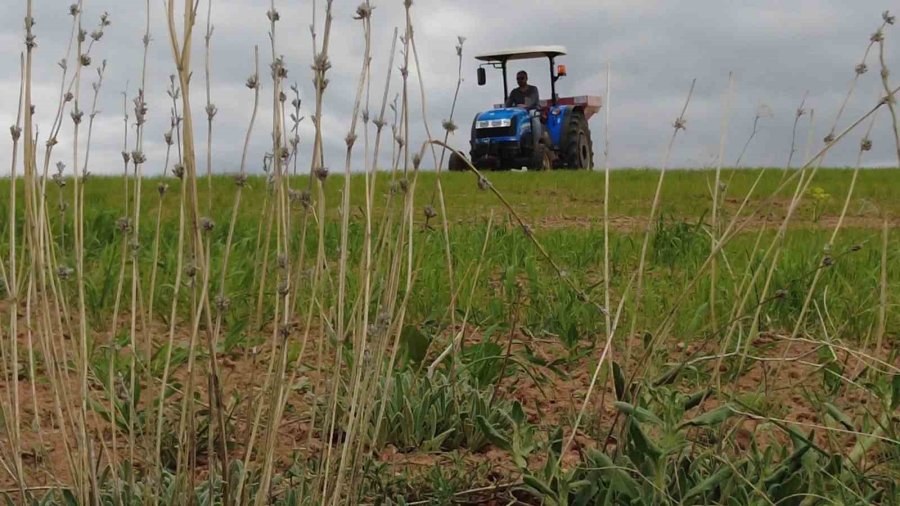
[474,107,528,128]
[471,108,530,144]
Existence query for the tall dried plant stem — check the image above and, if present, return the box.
[711,73,735,333]
[109,90,130,344]
[602,63,612,340]
[329,6,372,501]
[147,120,175,324]
[204,0,215,212]
[212,46,259,364]
[625,79,695,364]
[4,51,26,502]
[252,187,274,328]
[151,96,185,498]
[877,35,900,166]
[251,0,305,499]
[75,38,107,506]
[105,89,130,500]
[875,218,888,354]
[825,20,887,141]
[57,5,94,502]
[21,12,36,498]
[15,2,93,502]
[343,28,399,491]
[298,1,338,501]
[423,35,464,330]
[785,92,809,171]
[123,5,152,496]
[164,0,218,500]
[593,63,614,421]
[152,174,187,502]
[400,1,412,176]
[318,0,355,494]
[874,25,896,358]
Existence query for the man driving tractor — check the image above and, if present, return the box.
[505,70,545,149]
[505,70,540,109]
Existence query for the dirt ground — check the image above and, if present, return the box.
[1,306,897,500]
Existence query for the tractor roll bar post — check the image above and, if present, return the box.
[501,60,508,101]
[549,56,558,106]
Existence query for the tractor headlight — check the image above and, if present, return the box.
[476,118,511,129]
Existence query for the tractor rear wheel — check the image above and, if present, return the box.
[448,151,469,172]
[563,111,594,169]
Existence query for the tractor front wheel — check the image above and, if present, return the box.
[448,151,469,172]
[529,145,552,171]
[563,111,594,169]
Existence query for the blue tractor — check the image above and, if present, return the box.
[449,46,601,171]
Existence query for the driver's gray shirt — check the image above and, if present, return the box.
[505,85,540,108]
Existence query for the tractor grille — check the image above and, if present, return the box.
[474,118,517,139]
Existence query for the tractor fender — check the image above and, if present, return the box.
[544,105,568,148]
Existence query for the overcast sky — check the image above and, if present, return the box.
[1,0,898,176]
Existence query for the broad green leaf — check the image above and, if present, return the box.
[818,347,843,395]
[586,449,640,499]
[522,474,556,498]
[475,415,511,451]
[614,401,663,426]
[679,404,735,428]
[568,479,592,492]
[824,402,855,431]
[682,388,712,411]
[628,421,662,461]
[511,401,526,425]
[549,426,564,459]
[424,428,456,451]
[684,465,733,501]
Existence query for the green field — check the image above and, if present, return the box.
[2,2,899,503]
[1,168,898,504]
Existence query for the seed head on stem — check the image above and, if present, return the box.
[200,217,215,233]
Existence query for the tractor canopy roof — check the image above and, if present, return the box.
[474,45,567,63]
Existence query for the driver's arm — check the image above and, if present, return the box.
[505,89,518,107]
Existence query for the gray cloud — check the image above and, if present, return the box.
[1,0,898,178]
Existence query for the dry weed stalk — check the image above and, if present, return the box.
[625,79,696,364]
[710,72,735,333]
[3,48,26,506]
